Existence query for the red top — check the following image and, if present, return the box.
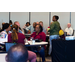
[29,32,46,41]
[8,32,25,44]
[29,32,46,49]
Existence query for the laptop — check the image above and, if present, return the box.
[5,43,16,52]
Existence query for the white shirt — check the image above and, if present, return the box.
[64,27,73,35]
[23,25,34,34]
[0,30,8,42]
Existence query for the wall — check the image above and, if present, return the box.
[0,12,75,31]
[30,12,49,29]
[0,12,9,28]
[10,12,29,28]
[51,12,70,30]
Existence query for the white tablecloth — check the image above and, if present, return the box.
[25,41,48,46]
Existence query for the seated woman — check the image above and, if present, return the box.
[0,23,11,50]
[23,22,34,34]
[29,24,46,62]
[8,24,37,62]
[14,21,24,34]
[0,23,11,38]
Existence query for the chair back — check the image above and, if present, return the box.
[5,42,16,52]
[72,30,74,36]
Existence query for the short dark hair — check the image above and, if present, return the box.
[7,44,28,62]
[53,15,59,20]
[2,23,10,31]
[9,20,12,24]
[0,23,10,32]
[36,24,43,32]
[26,22,30,25]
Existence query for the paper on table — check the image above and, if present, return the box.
[27,41,48,45]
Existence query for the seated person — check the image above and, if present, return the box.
[35,22,40,25]
[23,22,34,34]
[8,25,37,62]
[39,21,46,34]
[14,21,23,34]
[8,25,25,44]
[0,23,11,38]
[33,22,36,32]
[5,44,28,62]
[64,23,73,36]
[29,24,46,62]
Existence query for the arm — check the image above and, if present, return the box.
[28,32,35,40]
[25,25,31,31]
[39,32,46,42]
[48,23,55,32]
[50,23,55,31]
[23,24,26,29]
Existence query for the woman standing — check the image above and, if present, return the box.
[48,15,60,55]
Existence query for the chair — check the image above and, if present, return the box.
[72,30,74,36]
[26,46,41,62]
[5,42,16,52]
[33,48,42,62]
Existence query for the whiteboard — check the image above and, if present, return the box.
[31,12,49,29]
[10,12,29,28]
[71,12,75,30]
[0,12,9,28]
[51,12,70,30]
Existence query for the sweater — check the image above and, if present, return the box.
[8,32,25,44]
[49,21,60,35]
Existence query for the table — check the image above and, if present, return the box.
[52,40,75,62]
[25,34,49,38]
[0,41,48,53]
[25,41,48,47]
[0,41,48,62]
[25,34,50,56]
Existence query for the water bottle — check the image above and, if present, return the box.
[32,40,35,45]
[30,37,35,44]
